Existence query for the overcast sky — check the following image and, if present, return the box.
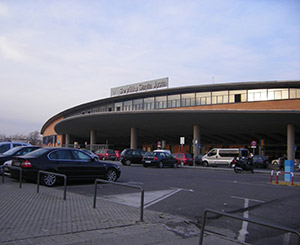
[0,0,299,136]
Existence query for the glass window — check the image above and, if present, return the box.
[132,150,141,156]
[99,106,106,112]
[0,144,10,153]
[49,150,73,160]
[92,107,99,113]
[196,92,211,105]
[144,97,154,110]
[155,96,167,109]
[267,89,289,100]
[229,90,247,103]
[133,99,143,111]
[212,91,228,104]
[72,150,91,160]
[248,89,267,101]
[123,100,132,111]
[207,149,217,157]
[181,93,195,107]
[107,103,114,111]
[290,89,300,99]
[168,95,180,108]
[114,102,123,111]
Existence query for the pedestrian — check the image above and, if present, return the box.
[279,154,287,170]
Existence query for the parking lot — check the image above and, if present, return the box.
[1,161,300,244]
[54,162,300,244]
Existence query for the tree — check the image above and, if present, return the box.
[27,131,42,146]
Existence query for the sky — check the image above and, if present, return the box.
[0,0,299,136]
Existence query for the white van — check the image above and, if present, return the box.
[202,148,249,167]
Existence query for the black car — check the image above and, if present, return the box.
[9,147,121,186]
[195,153,205,165]
[142,151,178,168]
[120,149,146,166]
[252,155,269,168]
[0,146,41,174]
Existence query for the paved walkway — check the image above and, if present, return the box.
[0,177,245,245]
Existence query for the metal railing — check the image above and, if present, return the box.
[1,165,4,184]
[199,208,300,245]
[37,171,67,201]
[93,179,144,222]
[6,166,23,188]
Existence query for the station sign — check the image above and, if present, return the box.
[111,77,169,97]
[251,140,257,148]
[180,137,185,145]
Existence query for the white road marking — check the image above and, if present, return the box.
[231,196,265,203]
[98,188,182,208]
[231,196,264,243]
[237,198,249,243]
[144,188,182,208]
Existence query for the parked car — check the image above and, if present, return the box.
[202,148,249,167]
[142,151,178,168]
[153,149,172,155]
[82,149,99,160]
[252,155,269,168]
[9,147,121,186]
[115,150,121,160]
[0,141,31,154]
[0,146,41,174]
[172,153,193,166]
[120,149,146,166]
[195,154,205,165]
[95,149,117,161]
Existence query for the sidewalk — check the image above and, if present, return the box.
[0,177,244,245]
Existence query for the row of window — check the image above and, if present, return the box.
[43,135,57,145]
[75,88,300,116]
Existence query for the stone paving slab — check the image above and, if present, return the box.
[0,177,244,245]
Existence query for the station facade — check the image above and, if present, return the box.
[41,79,300,161]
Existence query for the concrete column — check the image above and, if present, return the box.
[193,125,201,157]
[287,124,295,160]
[90,130,96,151]
[130,127,138,149]
[65,133,70,147]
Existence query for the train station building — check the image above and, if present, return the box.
[41,78,300,161]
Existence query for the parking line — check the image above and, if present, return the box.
[237,198,249,242]
[231,196,265,243]
[144,188,182,208]
[231,196,265,203]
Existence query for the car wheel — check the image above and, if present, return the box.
[158,161,163,168]
[203,161,209,167]
[105,169,118,182]
[42,173,57,187]
[125,159,131,166]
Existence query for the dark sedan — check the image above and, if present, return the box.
[0,146,41,174]
[142,151,178,168]
[252,155,269,168]
[9,147,121,186]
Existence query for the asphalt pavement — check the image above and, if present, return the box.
[0,174,246,245]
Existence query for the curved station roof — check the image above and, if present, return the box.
[42,80,300,149]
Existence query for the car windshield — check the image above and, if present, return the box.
[144,152,154,157]
[24,148,50,157]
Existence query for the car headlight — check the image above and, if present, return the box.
[3,160,12,166]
